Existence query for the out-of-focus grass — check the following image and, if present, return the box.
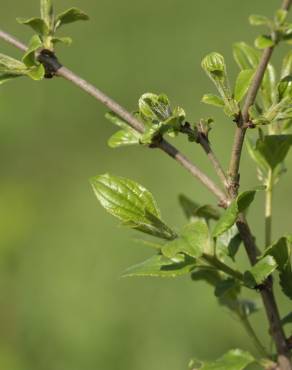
[0,1,291,369]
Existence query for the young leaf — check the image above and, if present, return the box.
[122,254,196,278]
[27,64,45,81]
[243,256,277,288]
[263,236,290,269]
[16,17,49,35]
[234,69,255,102]
[281,50,292,79]
[201,93,224,107]
[254,35,275,49]
[106,112,141,148]
[55,8,89,30]
[281,312,292,326]
[216,225,242,261]
[279,264,292,300]
[201,52,239,116]
[191,268,222,287]
[139,93,172,122]
[233,42,260,70]
[22,35,43,67]
[178,194,221,221]
[0,54,27,74]
[212,191,256,238]
[51,37,73,46]
[249,14,270,26]
[162,220,209,259]
[91,174,176,240]
[250,135,292,171]
[190,349,254,370]
[108,129,140,148]
[40,0,54,31]
[274,9,288,26]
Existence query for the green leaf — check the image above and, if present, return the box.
[191,268,222,287]
[201,52,239,116]
[243,256,277,288]
[122,254,196,278]
[234,69,255,102]
[190,349,254,370]
[201,93,224,107]
[215,278,240,298]
[0,54,27,74]
[27,64,45,81]
[263,236,290,269]
[17,17,49,35]
[212,191,256,238]
[106,112,141,148]
[22,35,43,67]
[162,220,209,259]
[217,225,242,261]
[275,9,288,26]
[139,93,172,122]
[262,64,277,107]
[178,194,221,222]
[108,129,140,148]
[40,0,54,31]
[248,135,292,172]
[255,35,275,49]
[265,236,292,300]
[281,312,292,326]
[51,37,73,46]
[91,174,176,240]
[249,14,270,26]
[281,50,292,78]
[233,42,260,70]
[279,265,292,300]
[55,8,89,29]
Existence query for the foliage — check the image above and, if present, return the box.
[1,0,292,369]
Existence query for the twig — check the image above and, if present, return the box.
[228,0,292,192]
[0,29,227,206]
[198,134,229,190]
[224,1,292,367]
[228,46,274,194]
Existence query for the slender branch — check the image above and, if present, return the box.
[198,134,229,190]
[228,46,274,193]
[228,0,292,191]
[225,1,292,366]
[0,29,227,205]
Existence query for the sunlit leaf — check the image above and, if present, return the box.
[201,93,224,107]
[234,69,255,102]
[255,35,275,49]
[190,349,254,370]
[55,8,89,29]
[91,174,176,240]
[243,256,277,288]
[22,35,43,67]
[162,220,209,259]
[17,17,49,35]
[212,191,256,238]
[122,254,196,278]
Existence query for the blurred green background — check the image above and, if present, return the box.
[0,1,291,369]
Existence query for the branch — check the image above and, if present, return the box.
[0,29,227,206]
[228,0,292,193]
[197,134,229,190]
